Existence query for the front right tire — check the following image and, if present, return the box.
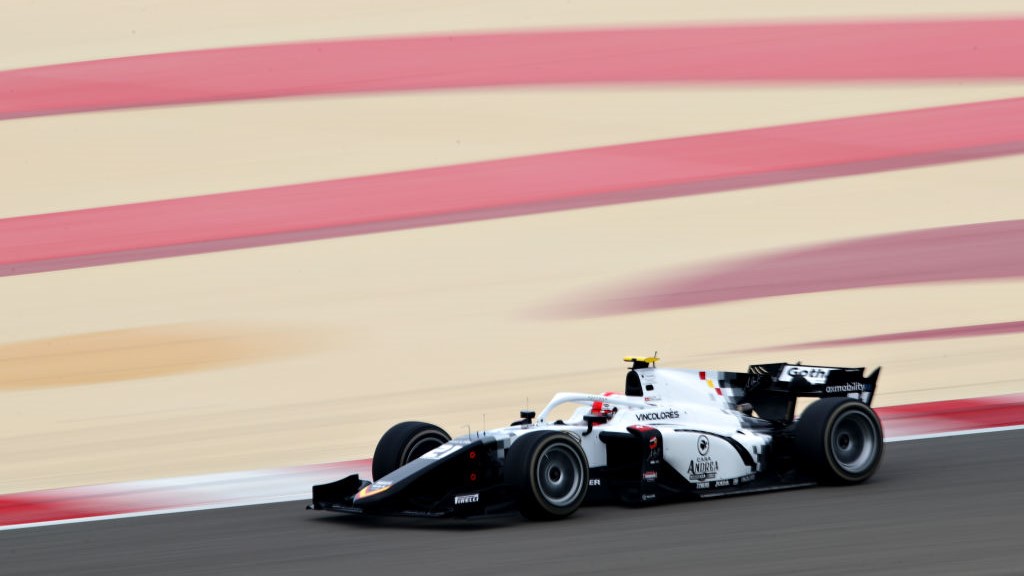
[506,431,589,520]
[371,421,450,481]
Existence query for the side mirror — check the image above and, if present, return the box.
[512,409,537,426]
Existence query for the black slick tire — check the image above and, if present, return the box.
[506,431,589,520]
[371,421,450,480]
[795,398,884,484]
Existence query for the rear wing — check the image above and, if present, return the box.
[742,363,880,422]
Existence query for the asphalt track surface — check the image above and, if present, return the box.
[3,430,1022,576]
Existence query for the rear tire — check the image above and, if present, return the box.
[795,398,883,484]
[506,431,589,520]
[371,421,450,480]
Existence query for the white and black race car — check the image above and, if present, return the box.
[310,357,883,520]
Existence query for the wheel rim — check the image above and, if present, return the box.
[535,443,584,507]
[831,410,878,474]
[402,433,445,464]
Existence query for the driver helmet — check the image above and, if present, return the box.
[590,393,618,422]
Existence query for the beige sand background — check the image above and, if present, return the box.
[2,1,1023,493]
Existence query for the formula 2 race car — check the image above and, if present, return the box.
[309,357,883,520]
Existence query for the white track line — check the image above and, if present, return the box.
[885,423,1024,442]
[0,494,311,532]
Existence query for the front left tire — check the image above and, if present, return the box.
[506,431,589,520]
